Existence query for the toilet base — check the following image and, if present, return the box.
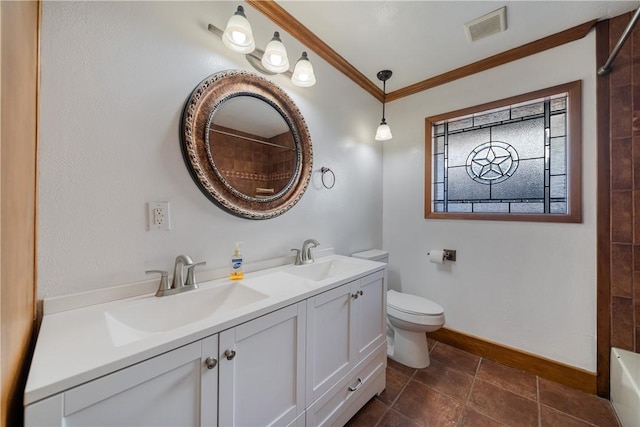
[387,327,431,369]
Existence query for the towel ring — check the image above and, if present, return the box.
[321,167,335,189]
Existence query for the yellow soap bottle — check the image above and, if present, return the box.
[230,242,244,280]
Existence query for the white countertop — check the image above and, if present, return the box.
[24,254,386,405]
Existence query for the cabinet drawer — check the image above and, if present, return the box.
[307,344,386,427]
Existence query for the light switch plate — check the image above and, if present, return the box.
[148,201,170,231]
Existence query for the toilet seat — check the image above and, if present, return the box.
[387,290,445,326]
[387,290,444,315]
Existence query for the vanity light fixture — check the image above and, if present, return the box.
[291,52,316,87]
[375,70,393,141]
[209,5,316,88]
[222,6,255,54]
[262,32,289,73]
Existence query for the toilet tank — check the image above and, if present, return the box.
[351,249,389,263]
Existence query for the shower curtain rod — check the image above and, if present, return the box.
[598,7,640,76]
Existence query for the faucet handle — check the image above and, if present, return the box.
[291,249,302,265]
[146,270,169,295]
[185,262,206,287]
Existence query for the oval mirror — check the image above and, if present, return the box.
[180,70,313,219]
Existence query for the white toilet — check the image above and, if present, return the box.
[351,249,445,369]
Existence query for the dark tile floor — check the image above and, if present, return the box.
[346,340,620,427]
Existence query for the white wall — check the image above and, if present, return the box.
[38,1,383,298]
[40,0,598,372]
[383,33,597,371]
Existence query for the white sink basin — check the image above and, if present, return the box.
[285,258,363,282]
[105,283,268,346]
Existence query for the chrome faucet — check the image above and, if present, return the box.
[297,239,319,265]
[146,254,206,297]
[172,254,194,290]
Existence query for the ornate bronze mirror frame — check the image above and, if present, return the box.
[180,70,313,219]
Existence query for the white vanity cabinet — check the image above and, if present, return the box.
[218,301,306,427]
[25,257,387,427]
[305,270,387,426]
[25,302,307,427]
[25,337,219,427]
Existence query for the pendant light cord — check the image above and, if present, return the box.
[382,80,386,121]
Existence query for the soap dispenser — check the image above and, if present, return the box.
[230,242,244,280]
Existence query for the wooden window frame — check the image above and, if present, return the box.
[425,80,582,223]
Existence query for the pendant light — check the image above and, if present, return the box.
[222,5,255,54]
[291,52,316,87]
[261,32,289,73]
[375,70,393,141]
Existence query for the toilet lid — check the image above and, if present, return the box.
[387,290,444,316]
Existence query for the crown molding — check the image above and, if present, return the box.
[247,1,596,103]
[386,19,597,102]
[246,0,384,102]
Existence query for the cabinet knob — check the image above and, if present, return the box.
[351,293,359,299]
[224,349,236,360]
[204,357,217,369]
[358,290,363,296]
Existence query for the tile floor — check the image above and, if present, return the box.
[346,340,620,427]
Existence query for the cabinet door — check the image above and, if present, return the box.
[201,334,219,427]
[305,283,356,405]
[26,339,217,427]
[218,301,306,427]
[354,270,386,362]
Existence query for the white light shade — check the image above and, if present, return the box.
[222,6,255,54]
[291,52,316,87]
[261,32,289,73]
[375,122,392,141]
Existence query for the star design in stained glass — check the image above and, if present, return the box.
[466,141,519,185]
[472,147,512,180]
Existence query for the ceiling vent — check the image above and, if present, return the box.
[464,7,507,43]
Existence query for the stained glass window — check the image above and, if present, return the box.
[425,81,582,223]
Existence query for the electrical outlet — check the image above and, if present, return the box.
[148,202,170,231]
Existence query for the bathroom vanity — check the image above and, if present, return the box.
[24,254,387,426]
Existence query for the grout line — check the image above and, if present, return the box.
[377,407,417,427]
[372,365,416,427]
[430,339,439,353]
[380,345,431,424]
[459,356,526,427]
[372,407,390,427]
[457,357,481,426]
[539,402,603,427]
[389,368,415,408]
[470,357,482,401]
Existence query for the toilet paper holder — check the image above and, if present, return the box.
[428,249,457,262]
[443,249,456,261]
